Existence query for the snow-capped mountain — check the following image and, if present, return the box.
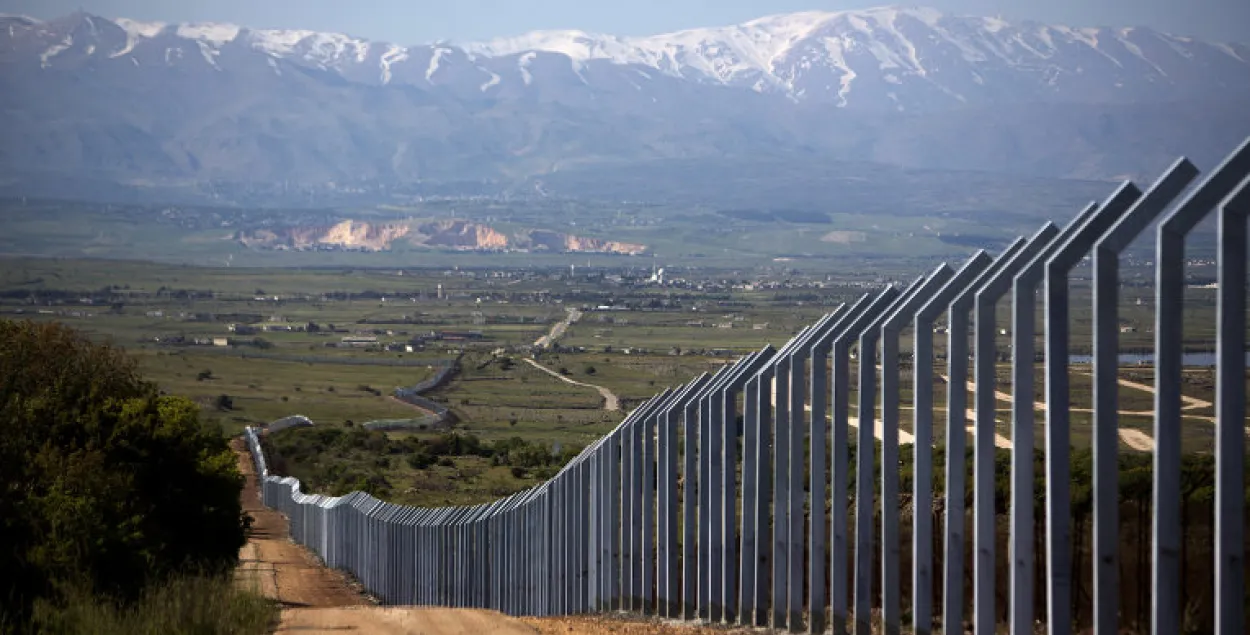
[465,6,1250,109]
[1,7,1248,192]
[7,7,1248,110]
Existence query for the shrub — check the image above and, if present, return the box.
[406,449,436,470]
[0,320,248,625]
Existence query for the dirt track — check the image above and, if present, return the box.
[232,438,732,634]
[233,437,366,610]
[524,357,622,411]
[231,438,540,634]
[524,615,756,634]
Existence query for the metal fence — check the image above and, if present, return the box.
[243,136,1250,635]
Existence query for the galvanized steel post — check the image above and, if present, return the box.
[1044,181,1144,635]
[1151,138,1250,635]
[879,265,957,635]
[971,223,1060,635]
[1088,158,1201,635]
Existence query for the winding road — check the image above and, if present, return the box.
[523,358,621,411]
[526,306,622,411]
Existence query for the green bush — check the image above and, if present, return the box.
[0,320,248,626]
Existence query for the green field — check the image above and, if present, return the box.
[1,255,1245,505]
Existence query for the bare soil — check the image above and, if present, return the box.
[231,438,538,634]
[232,437,368,609]
[524,614,759,634]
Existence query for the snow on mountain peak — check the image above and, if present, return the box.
[175,23,241,46]
[248,29,372,65]
[10,6,1249,112]
[465,29,622,63]
[114,18,167,39]
[459,5,968,86]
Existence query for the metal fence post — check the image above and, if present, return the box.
[831,288,903,632]
[937,236,1029,634]
[682,385,700,620]
[643,398,658,615]
[910,253,992,635]
[1150,138,1250,635]
[726,350,779,623]
[1044,181,1145,634]
[663,374,711,618]
[1007,200,1097,635]
[756,325,810,629]
[879,265,957,635]
[1088,158,1201,634]
[773,348,793,629]
[1215,176,1249,635]
[707,386,725,622]
[855,277,930,635]
[971,223,1061,635]
[807,301,869,635]
[743,365,773,626]
[766,318,839,632]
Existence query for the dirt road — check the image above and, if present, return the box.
[524,357,621,411]
[525,615,756,634]
[233,438,366,610]
[534,307,582,349]
[230,438,771,634]
[231,439,538,634]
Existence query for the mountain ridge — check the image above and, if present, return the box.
[2,6,1248,201]
[8,6,1249,109]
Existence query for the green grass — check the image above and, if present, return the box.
[10,575,276,635]
[134,349,436,435]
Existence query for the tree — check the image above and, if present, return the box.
[214,394,234,411]
[0,320,247,624]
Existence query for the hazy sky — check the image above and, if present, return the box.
[4,0,1248,44]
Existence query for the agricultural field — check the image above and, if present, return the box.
[1,255,1245,506]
